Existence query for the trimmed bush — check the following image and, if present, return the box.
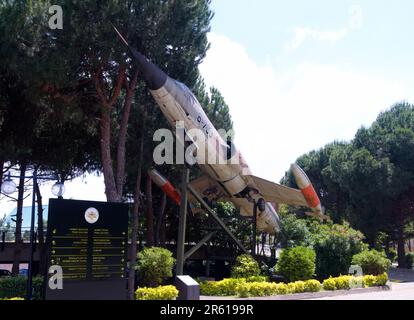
[0,297,24,300]
[287,281,306,294]
[200,278,276,297]
[323,274,387,291]
[199,281,222,296]
[201,274,387,297]
[231,254,261,278]
[235,282,275,298]
[304,279,322,292]
[351,250,391,275]
[136,247,175,287]
[202,278,323,297]
[274,283,289,295]
[0,276,43,300]
[334,275,352,290]
[200,278,243,296]
[322,277,337,291]
[374,273,388,286]
[198,277,267,296]
[275,246,316,282]
[362,275,377,287]
[135,285,178,300]
[234,283,251,298]
[363,273,388,287]
[405,252,414,269]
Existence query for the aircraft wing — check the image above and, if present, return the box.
[188,175,229,203]
[246,175,308,207]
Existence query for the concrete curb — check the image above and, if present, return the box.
[200,284,392,301]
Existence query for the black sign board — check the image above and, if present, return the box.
[45,199,129,300]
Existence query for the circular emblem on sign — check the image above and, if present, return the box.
[85,207,99,224]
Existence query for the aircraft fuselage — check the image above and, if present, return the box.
[150,76,281,234]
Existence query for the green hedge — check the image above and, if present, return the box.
[0,276,43,300]
[201,273,388,297]
[322,273,388,291]
[199,276,268,296]
[200,278,242,296]
[322,275,352,290]
[200,278,322,297]
[304,279,322,292]
[363,273,388,287]
[236,280,321,297]
[135,285,178,300]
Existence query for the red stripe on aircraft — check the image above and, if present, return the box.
[161,182,181,205]
[301,184,321,208]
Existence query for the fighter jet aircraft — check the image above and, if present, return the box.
[113,26,328,234]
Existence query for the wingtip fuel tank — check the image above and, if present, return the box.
[291,163,327,220]
[148,168,181,205]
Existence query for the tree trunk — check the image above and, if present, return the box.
[12,163,26,276]
[35,181,46,276]
[155,193,167,246]
[127,133,145,300]
[115,70,139,199]
[397,208,407,268]
[99,107,120,202]
[145,174,154,247]
[397,223,407,268]
[159,219,167,248]
[385,237,390,257]
[94,65,126,203]
[127,104,146,300]
[397,224,406,268]
[127,169,142,300]
[0,160,4,186]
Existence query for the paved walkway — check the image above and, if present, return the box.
[312,282,414,300]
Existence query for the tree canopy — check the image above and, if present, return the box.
[283,102,414,267]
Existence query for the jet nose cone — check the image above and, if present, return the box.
[112,25,168,90]
[129,48,167,90]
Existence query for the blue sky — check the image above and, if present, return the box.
[200,0,414,181]
[210,0,414,79]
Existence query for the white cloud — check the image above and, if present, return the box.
[285,4,363,53]
[199,33,414,183]
[285,26,348,52]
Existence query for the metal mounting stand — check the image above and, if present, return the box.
[176,168,249,276]
[252,202,258,257]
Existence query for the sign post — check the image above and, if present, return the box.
[45,199,129,300]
